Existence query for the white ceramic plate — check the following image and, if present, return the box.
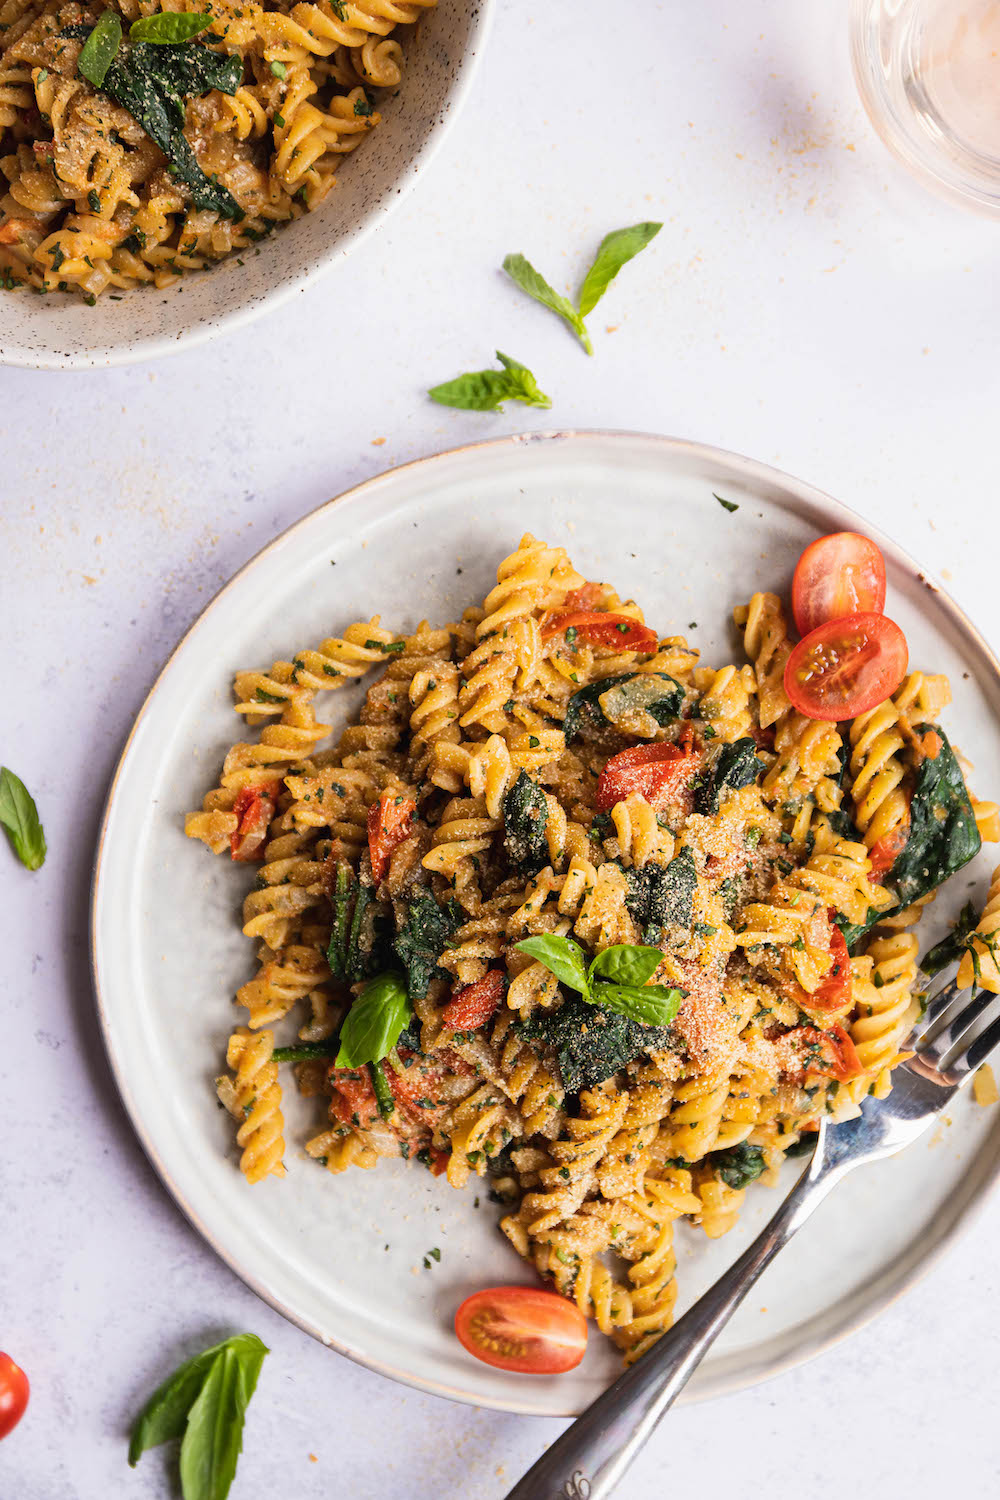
[0,1,493,371]
[91,431,1000,1416]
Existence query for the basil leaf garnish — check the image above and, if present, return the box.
[0,766,46,870]
[588,943,662,989]
[576,221,662,317]
[131,11,213,43]
[428,350,551,412]
[128,1333,267,1491]
[77,8,122,86]
[335,971,412,1069]
[589,980,683,1028]
[502,252,592,353]
[514,934,590,995]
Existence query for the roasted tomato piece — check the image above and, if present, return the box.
[441,969,506,1032]
[595,741,701,814]
[230,780,281,861]
[541,610,658,653]
[367,791,417,883]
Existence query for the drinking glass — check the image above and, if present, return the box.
[851,0,1000,214]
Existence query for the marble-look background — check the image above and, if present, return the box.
[4,2,1000,1495]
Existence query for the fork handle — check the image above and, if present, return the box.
[503,1149,844,1500]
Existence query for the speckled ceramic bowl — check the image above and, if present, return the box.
[0,1,493,371]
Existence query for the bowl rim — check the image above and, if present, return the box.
[0,0,496,372]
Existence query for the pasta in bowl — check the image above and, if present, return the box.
[0,0,491,366]
[185,528,1000,1369]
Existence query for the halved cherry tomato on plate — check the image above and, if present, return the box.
[783,613,907,722]
[441,969,506,1032]
[595,741,701,814]
[541,610,658,653]
[779,1023,863,1083]
[792,532,887,636]
[455,1287,588,1374]
[0,1353,29,1439]
[230,781,282,861]
[367,791,417,884]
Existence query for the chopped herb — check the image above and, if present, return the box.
[269,59,286,77]
[713,493,739,513]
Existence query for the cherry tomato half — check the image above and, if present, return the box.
[441,969,506,1032]
[783,613,907,722]
[792,532,887,636]
[779,1023,863,1084]
[797,916,852,1018]
[0,1353,29,1439]
[230,781,281,862]
[541,611,658,653]
[595,741,701,814]
[455,1287,588,1374]
[367,791,417,884]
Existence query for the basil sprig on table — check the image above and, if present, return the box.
[514,934,683,1028]
[129,1333,267,1500]
[429,351,551,412]
[66,12,244,219]
[503,221,662,355]
[0,766,46,870]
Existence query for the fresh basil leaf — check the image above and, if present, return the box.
[589,980,683,1028]
[516,996,677,1092]
[178,1346,249,1500]
[392,887,462,1000]
[335,971,412,1068]
[502,770,550,873]
[713,493,739,513]
[0,767,46,870]
[502,252,592,354]
[921,900,980,977]
[888,725,981,907]
[77,8,122,86]
[131,11,212,43]
[128,1334,267,1469]
[577,221,662,318]
[695,737,763,814]
[428,350,551,412]
[588,943,662,989]
[514,934,590,996]
[710,1142,765,1189]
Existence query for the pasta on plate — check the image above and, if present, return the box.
[186,533,1000,1364]
[0,0,434,299]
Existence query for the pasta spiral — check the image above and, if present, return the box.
[217,1027,286,1184]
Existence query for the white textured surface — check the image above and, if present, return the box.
[4,0,1000,1495]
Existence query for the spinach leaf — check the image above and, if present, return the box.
[695,737,763,814]
[326,865,389,985]
[502,771,550,872]
[70,27,244,218]
[515,934,590,994]
[77,9,121,85]
[784,1131,819,1157]
[335,972,412,1069]
[428,350,551,411]
[516,996,676,1092]
[921,900,980,977]
[131,11,213,43]
[129,1333,267,1491]
[392,887,462,1001]
[0,766,46,870]
[709,1142,766,1189]
[589,980,682,1028]
[563,672,684,741]
[589,943,662,988]
[502,253,591,353]
[889,724,981,906]
[624,846,696,945]
[577,221,662,318]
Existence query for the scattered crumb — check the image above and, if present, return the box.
[308,1454,318,1464]
[760,1306,768,1313]
[941,567,952,581]
[371,437,386,446]
[974,1064,998,1107]
[605,324,618,333]
[496,1467,506,1478]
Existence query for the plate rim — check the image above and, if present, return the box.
[90,427,1000,1415]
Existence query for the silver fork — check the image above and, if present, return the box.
[503,969,1000,1500]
